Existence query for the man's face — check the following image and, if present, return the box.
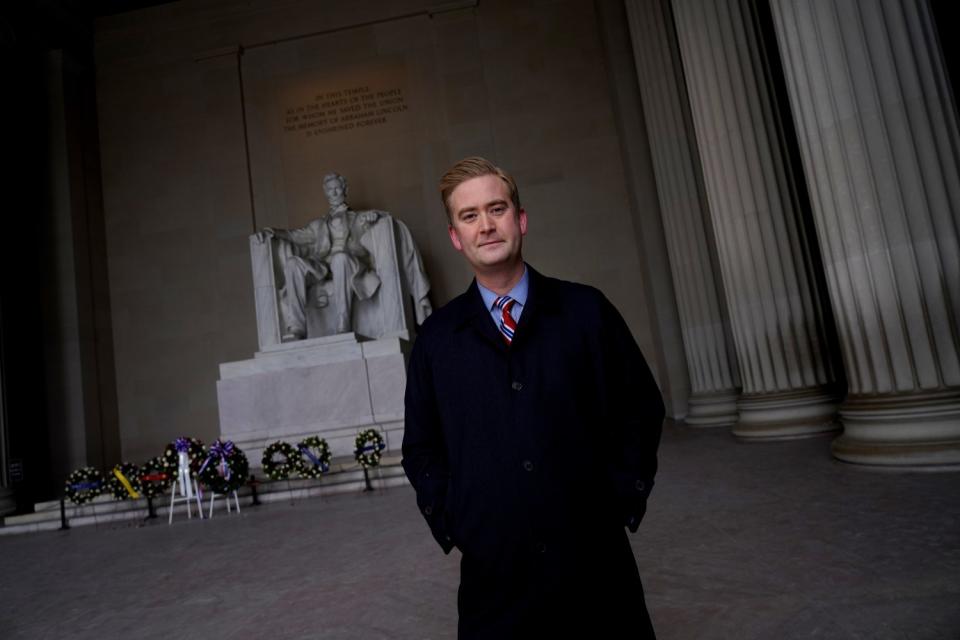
[324,178,346,207]
[447,174,527,273]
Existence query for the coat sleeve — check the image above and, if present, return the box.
[597,294,665,533]
[401,336,455,553]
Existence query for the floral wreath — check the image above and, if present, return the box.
[296,436,331,479]
[199,440,249,494]
[65,467,103,505]
[138,457,170,498]
[106,462,143,500]
[162,436,205,481]
[354,429,386,468]
[261,441,299,480]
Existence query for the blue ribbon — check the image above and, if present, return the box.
[70,481,101,491]
[175,437,191,453]
[299,444,330,472]
[360,442,385,454]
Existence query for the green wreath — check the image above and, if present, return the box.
[106,462,143,500]
[162,437,205,481]
[199,440,249,494]
[65,467,103,505]
[261,441,299,480]
[296,436,331,479]
[354,429,386,468]
[138,456,171,498]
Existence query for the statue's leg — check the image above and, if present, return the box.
[281,257,311,340]
[327,252,357,334]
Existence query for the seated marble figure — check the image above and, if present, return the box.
[251,172,431,344]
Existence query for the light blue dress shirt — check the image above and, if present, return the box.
[477,265,529,330]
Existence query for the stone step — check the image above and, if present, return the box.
[0,458,407,537]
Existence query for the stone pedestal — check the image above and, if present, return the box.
[626,0,741,427]
[671,0,843,439]
[769,0,960,466]
[216,333,408,466]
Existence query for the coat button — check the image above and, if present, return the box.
[522,460,534,472]
[536,542,547,553]
[511,381,523,391]
[635,480,645,492]
[423,506,433,515]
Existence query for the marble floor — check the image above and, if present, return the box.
[1,423,958,639]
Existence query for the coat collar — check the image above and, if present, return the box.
[452,264,558,348]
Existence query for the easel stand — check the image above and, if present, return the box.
[207,490,241,518]
[168,452,204,524]
[362,467,383,492]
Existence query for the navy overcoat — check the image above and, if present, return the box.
[402,265,664,638]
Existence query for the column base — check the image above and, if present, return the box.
[684,389,739,427]
[832,390,960,469]
[732,387,841,440]
[0,487,15,517]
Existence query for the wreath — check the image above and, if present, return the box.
[261,441,299,480]
[162,436,205,481]
[138,457,170,498]
[198,440,249,494]
[106,462,143,500]
[354,429,386,468]
[296,436,331,479]
[65,467,103,505]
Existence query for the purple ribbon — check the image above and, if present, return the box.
[175,437,191,453]
[200,440,235,477]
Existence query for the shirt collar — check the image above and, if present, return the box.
[477,264,529,311]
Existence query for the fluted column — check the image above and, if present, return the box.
[626,0,740,427]
[769,0,960,466]
[671,0,843,439]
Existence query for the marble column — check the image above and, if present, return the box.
[0,306,13,516]
[769,0,960,466]
[671,0,843,439]
[625,0,740,427]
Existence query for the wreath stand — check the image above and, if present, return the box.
[168,451,203,524]
[361,465,385,493]
[207,489,241,518]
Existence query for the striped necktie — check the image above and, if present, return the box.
[493,295,518,344]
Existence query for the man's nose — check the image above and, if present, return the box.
[478,212,495,232]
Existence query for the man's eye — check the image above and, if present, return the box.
[462,213,477,222]
[491,206,505,215]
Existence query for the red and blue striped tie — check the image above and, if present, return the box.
[493,295,517,344]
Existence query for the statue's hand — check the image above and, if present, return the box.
[358,210,379,225]
[255,228,275,242]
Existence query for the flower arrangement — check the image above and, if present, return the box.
[261,441,299,480]
[198,440,249,494]
[138,457,170,498]
[296,436,332,479]
[65,467,103,505]
[354,429,386,468]
[106,462,142,500]
[161,437,205,481]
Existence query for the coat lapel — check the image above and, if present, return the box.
[455,280,508,351]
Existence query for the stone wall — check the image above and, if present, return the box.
[93,0,684,461]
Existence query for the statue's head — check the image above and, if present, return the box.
[438,157,520,223]
[323,173,347,208]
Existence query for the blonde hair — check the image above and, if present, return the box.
[439,156,520,221]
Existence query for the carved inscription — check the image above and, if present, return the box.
[283,85,409,137]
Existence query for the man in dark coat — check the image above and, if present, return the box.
[402,157,664,638]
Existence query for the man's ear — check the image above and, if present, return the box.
[519,208,528,236]
[447,224,463,252]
